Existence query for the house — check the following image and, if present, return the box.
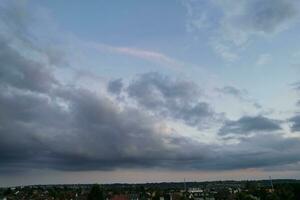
[111,194,129,200]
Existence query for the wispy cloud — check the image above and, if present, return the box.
[216,86,262,109]
[183,0,300,61]
[88,43,184,70]
[256,54,272,66]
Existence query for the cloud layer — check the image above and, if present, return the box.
[1,1,300,176]
[219,116,282,136]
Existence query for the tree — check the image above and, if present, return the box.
[88,184,104,200]
[3,188,12,196]
[275,185,294,200]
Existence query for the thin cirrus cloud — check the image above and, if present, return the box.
[88,42,185,70]
[183,0,300,60]
[216,86,248,100]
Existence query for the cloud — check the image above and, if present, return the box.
[0,35,209,171]
[218,115,282,136]
[1,0,300,176]
[183,0,299,60]
[289,82,300,132]
[239,0,297,33]
[107,78,123,95]
[0,86,176,171]
[0,39,58,93]
[89,43,184,70]
[256,54,272,66]
[0,56,299,172]
[289,115,300,132]
[215,133,300,170]
[216,86,247,98]
[0,3,210,172]
[216,0,299,44]
[211,41,239,62]
[291,51,300,67]
[216,86,261,109]
[293,81,300,91]
[125,72,216,128]
[0,0,31,42]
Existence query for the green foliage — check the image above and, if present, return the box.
[215,188,231,199]
[3,188,12,196]
[274,184,295,200]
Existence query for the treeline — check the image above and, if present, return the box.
[236,182,300,200]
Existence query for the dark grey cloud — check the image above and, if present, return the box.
[126,72,215,127]
[127,72,200,107]
[0,53,206,171]
[219,116,282,136]
[241,0,298,33]
[0,87,162,171]
[1,70,299,173]
[0,10,209,172]
[214,133,300,170]
[2,32,296,173]
[289,115,300,132]
[107,78,123,95]
[0,40,58,93]
[0,1,205,173]
[0,30,297,173]
[0,83,211,172]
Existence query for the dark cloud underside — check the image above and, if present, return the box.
[126,72,215,128]
[219,116,281,136]
[290,115,300,132]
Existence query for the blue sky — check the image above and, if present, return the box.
[1,0,300,186]
[33,0,300,117]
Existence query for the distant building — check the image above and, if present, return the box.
[111,194,129,200]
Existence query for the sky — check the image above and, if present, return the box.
[1,0,300,187]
